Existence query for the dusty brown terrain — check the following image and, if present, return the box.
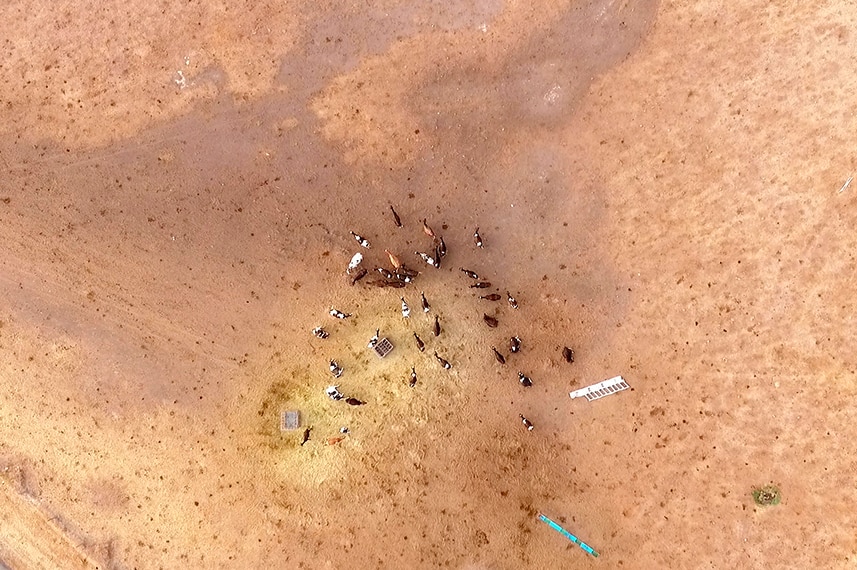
[1,0,857,568]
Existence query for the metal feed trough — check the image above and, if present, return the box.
[569,376,630,402]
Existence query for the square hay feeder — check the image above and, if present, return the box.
[280,410,300,431]
[373,338,394,358]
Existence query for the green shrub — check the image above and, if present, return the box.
[752,484,781,506]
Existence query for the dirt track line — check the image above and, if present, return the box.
[0,479,100,570]
[0,252,234,368]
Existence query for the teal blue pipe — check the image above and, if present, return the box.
[537,513,599,558]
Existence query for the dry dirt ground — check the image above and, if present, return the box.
[1,0,856,568]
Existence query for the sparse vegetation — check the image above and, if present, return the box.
[752,484,781,507]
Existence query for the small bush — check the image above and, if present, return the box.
[752,484,781,506]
